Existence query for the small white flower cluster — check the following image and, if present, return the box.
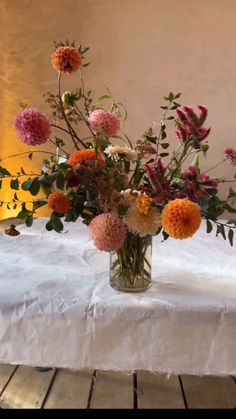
[104,145,138,162]
[120,188,141,201]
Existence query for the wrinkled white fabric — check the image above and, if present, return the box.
[0,218,235,375]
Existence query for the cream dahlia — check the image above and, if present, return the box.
[124,201,162,237]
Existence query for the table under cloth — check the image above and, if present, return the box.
[0,218,235,376]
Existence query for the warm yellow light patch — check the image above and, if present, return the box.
[0,130,49,220]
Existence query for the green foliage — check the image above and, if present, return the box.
[55,137,65,148]
[48,214,64,233]
[228,229,234,246]
[22,178,40,196]
[160,143,169,149]
[161,231,169,241]
[228,187,236,205]
[19,102,28,109]
[0,166,11,177]
[206,219,213,233]
[17,203,33,227]
[10,179,20,190]
[0,40,235,251]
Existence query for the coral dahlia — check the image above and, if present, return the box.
[14,107,51,146]
[48,192,71,214]
[162,198,201,239]
[89,213,126,252]
[51,46,83,74]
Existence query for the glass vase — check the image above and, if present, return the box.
[109,231,152,292]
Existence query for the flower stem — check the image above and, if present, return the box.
[110,232,152,289]
[57,72,87,149]
[49,138,69,156]
[0,150,58,162]
[201,158,227,175]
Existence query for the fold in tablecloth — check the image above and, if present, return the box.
[0,218,235,375]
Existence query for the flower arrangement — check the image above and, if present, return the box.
[0,41,236,291]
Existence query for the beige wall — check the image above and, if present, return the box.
[0,0,236,218]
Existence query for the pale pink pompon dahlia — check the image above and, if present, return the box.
[14,107,51,146]
[51,46,82,74]
[89,213,126,252]
[88,109,120,137]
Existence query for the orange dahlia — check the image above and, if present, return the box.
[51,46,82,74]
[136,195,153,215]
[68,149,105,170]
[48,192,71,214]
[161,198,201,239]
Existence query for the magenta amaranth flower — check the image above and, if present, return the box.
[176,125,190,142]
[224,147,236,166]
[183,106,200,126]
[198,105,208,126]
[182,165,197,180]
[183,105,208,127]
[145,159,166,180]
[195,127,211,141]
[176,105,210,146]
[193,189,209,199]
[186,181,196,190]
[89,213,126,252]
[184,121,211,141]
[14,107,51,146]
[88,109,120,137]
[200,173,218,188]
[182,165,218,201]
[176,108,189,124]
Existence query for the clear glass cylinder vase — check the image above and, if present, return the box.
[109,231,152,292]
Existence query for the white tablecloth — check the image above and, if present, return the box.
[0,218,235,375]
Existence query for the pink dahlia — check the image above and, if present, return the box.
[88,109,120,137]
[89,213,126,252]
[14,107,51,146]
[224,147,236,167]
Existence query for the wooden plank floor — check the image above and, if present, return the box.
[0,219,235,409]
[0,365,235,409]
